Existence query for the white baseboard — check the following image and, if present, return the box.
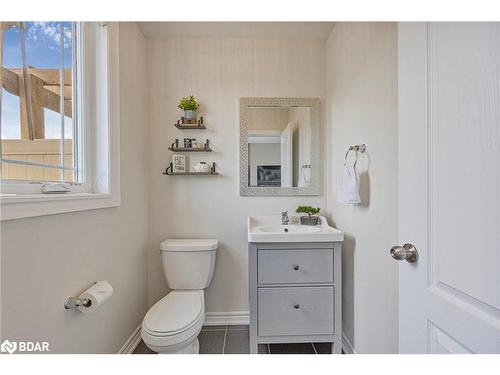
[122,314,352,354]
[342,332,356,354]
[119,324,142,354]
[119,312,248,353]
[204,311,250,326]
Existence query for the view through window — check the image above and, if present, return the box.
[0,22,79,183]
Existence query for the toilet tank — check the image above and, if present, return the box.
[160,239,218,290]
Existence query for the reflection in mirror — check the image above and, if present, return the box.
[240,97,319,196]
[247,107,311,188]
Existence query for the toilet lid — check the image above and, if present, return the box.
[143,291,203,335]
[160,239,218,252]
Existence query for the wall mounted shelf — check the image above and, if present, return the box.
[168,147,212,152]
[163,162,218,176]
[175,123,206,130]
[169,139,212,152]
[175,116,206,130]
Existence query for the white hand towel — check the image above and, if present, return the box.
[337,165,361,205]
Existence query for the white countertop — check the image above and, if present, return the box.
[247,215,344,243]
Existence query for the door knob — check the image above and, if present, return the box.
[390,243,418,263]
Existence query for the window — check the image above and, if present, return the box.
[0,22,120,220]
[1,22,81,185]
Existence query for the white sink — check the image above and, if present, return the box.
[248,215,344,243]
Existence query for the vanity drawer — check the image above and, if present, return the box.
[257,249,333,284]
[258,286,334,336]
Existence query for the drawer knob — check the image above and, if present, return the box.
[293,304,300,309]
[293,265,299,271]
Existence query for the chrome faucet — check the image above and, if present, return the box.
[281,211,289,225]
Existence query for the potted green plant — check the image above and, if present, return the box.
[296,206,321,225]
[178,95,200,124]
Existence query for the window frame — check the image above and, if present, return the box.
[1,22,88,193]
[0,22,120,220]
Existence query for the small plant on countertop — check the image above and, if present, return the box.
[178,95,200,111]
[296,206,321,225]
[296,206,320,217]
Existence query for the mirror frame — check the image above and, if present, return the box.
[239,97,320,196]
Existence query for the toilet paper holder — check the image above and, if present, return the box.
[64,297,92,309]
[64,281,96,309]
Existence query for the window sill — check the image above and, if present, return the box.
[0,192,120,221]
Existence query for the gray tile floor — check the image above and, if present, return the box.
[134,325,336,354]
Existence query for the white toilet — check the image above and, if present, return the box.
[141,239,217,354]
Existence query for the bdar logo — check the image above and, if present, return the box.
[0,340,49,353]
[1,340,17,354]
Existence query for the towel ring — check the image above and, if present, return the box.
[344,148,358,168]
[344,144,366,168]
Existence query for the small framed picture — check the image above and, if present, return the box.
[173,154,186,173]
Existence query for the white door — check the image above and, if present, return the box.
[281,123,293,187]
[398,22,500,353]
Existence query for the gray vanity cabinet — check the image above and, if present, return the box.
[248,241,342,354]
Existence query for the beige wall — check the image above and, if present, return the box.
[247,107,290,131]
[146,38,327,312]
[0,23,149,353]
[325,22,399,353]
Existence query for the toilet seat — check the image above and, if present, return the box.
[141,290,205,352]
